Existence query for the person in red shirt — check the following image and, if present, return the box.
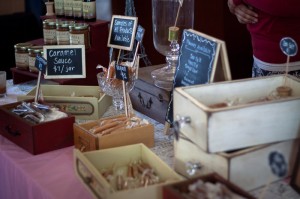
[228,0,300,78]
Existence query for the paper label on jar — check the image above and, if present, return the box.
[57,31,70,43]
[73,0,82,11]
[64,0,73,11]
[70,33,85,45]
[15,53,29,66]
[28,56,36,68]
[83,1,96,17]
[55,0,64,9]
[43,29,57,42]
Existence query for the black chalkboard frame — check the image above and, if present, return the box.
[107,15,138,51]
[43,45,86,79]
[165,29,232,126]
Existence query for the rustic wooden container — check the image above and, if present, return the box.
[18,85,111,120]
[174,138,299,191]
[73,115,154,152]
[174,74,300,153]
[0,101,75,155]
[163,173,255,199]
[74,144,182,199]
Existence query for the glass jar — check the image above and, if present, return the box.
[56,20,75,45]
[43,19,58,45]
[64,0,74,18]
[83,0,96,22]
[14,43,33,70]
[73,0,82,20]
[69,23,90,49]
[54,0,64,17]
[28,46,43,73]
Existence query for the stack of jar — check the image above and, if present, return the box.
[54,0,96,22]
[43,19,91,49]
[14,43,43,73]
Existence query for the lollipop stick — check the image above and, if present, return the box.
[284,55,290,86]
[34,71,42,103]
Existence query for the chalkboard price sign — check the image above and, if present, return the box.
[136,25,145,42]
[43,45,86,79]
[115,64,129,82]
[174,29,218,88]
[108,15,138,51]
[166,29,232,124]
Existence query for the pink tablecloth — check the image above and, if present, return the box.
[0,135,93,199]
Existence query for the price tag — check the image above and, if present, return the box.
[269,151,287,178]
[35,55,47,74]
[135,25,145,42]
[115,65,129,82]
[280,37,298,57]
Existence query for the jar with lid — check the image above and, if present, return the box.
[43,19,59,45]
[56,21,75,45]
[54,0,64,18]
[28,46,43,73]
[83,0,96,22]
[14,43,33,70]
[69,23,90,49]
[64,0,74,18]
[73,0,82,20]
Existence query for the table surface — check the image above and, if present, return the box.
[0,80,300,199]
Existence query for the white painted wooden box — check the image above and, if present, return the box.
[18,85,112,120]
[74,144,183,199]
[173,75,300,153]
[174,138,299,191]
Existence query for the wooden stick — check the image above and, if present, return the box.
[174,0,183,27]
[132,42,140,68]
[259,175,273,199]
[284,55,290,87]
[34,71,42,103]
[123,81,128,117]
[117,49,122,64]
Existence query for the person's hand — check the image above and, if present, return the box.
[228,0,258,24]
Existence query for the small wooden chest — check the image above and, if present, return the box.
[0,101,75,155]
[130,65,170,124]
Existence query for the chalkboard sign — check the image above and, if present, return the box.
[43,45,86,79]
[108,15,138,51]
[166,29,232,124]
[136,25,145,42]
[115,64,129,82]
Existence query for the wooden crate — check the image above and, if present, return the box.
[74,115,154,152]
[174,138,299,191]
[174,74,300,153]
[17,85,111,120]
[0,101,75,155]
[74,144,183,199]
[163,173,255,199]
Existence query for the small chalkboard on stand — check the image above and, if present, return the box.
[108,15,138,51]
[43,45,86,79]
[166,29,232,128]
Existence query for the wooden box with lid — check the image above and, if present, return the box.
[129,65,171,124]
[0,101,75,155]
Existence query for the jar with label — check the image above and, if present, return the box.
[28,46,43,73]
[69,23,90,49]
[73,0,82,20]
[14,43,33,70]
[43,19,58,45]
[83,0,96,22]
[54,0,64,17]
[56,21,75,45]
[64,0,74,18]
